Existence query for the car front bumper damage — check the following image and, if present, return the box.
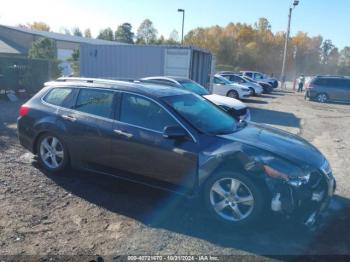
[267,171,336,228]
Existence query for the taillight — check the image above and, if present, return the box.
[19,105,30,117]
[307,82,314,89]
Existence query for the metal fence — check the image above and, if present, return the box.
[0,55,50,95]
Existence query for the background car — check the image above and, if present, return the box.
[242,76,273,93]
[217,73,263,96]
[213,75,251,100]
[240,71,279,88]
[141,76,250,121]
[305,76,350,103]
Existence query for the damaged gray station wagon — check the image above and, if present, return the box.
[17,78,336,227]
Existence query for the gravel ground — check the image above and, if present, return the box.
[1,87,350,260]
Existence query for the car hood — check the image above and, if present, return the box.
[218,123,325,168]
[204,94,247,110]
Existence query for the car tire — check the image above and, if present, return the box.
[227,90,239,99]
[316,93,328,103]
[36,133,69,173]
[249,87,256,96]
[202,171,266,227]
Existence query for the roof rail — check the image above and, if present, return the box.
[55,77,139,85]
[315,75,346,78]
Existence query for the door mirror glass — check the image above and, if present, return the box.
[163,125,187,139]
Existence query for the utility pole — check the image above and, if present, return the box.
[281,0,299,89]
[178,9,185,44]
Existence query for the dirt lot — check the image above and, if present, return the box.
[1,87,350,260]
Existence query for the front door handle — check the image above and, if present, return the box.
[113,129,133,138]
[62,114,77,122]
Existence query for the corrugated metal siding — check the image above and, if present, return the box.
[80,45,164,79]
[190,50,212,88]
[80,44,212,86]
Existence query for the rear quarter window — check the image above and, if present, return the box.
[312,78,330,86]
[43,88,73,106]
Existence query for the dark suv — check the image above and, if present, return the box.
[17,78,335,227]
[305,76,350,103]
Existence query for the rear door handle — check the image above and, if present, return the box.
[113,129,133,138]
[62,114,77,122]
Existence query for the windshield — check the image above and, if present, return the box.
[177,80,210,96]
[243,76,256,83]
[215,75,232,85]
[163,94,237,134]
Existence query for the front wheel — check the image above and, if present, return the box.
[249,87,256,96]
[37,133,69,173]
[202,172,266,227]
[227,90,239,99]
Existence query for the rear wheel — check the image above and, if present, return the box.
[37,133,69,173]
[316,93,328,103]
[202,172,266,227]
[227,90,239,99]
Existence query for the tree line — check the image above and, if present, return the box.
[23,19,350,78]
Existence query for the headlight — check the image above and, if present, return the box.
[256,155,310,187]
[321,159,332,175]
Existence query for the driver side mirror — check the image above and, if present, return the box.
[163,125,187,139]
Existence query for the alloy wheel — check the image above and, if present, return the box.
[317,93,328,103]
[209,178,254,222]
[39,136,64,169]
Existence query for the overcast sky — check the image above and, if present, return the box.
[1,0,349,49]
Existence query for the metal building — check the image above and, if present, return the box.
[0,24,125,75]
[79,44,213,87]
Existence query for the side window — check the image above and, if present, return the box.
[222,75,231,81]
[344,79,350,88]
[313,78,329,86]
[44,88,73,106]
[120,93,177,132]
[255,73,264,79]
[75,89,114,118]
[214,77,225,84]
[245,72,253,78]
[335,79,348,87]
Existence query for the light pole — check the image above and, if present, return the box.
[281,0,299,89]
[178,9,185,44]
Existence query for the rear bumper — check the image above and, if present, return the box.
[17,117,35,153]
[305,89,317,99]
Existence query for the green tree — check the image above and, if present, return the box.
[72,27,83,37]
[339,47,350,75]
[115,23,134,43]
[27,38,61,78]
[97,27,114,41]
[68,49,80,76]
[136,19,158,44]
[321,39,335,65]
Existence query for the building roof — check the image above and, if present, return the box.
[0,36,25,55]
[0,24,126,46]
